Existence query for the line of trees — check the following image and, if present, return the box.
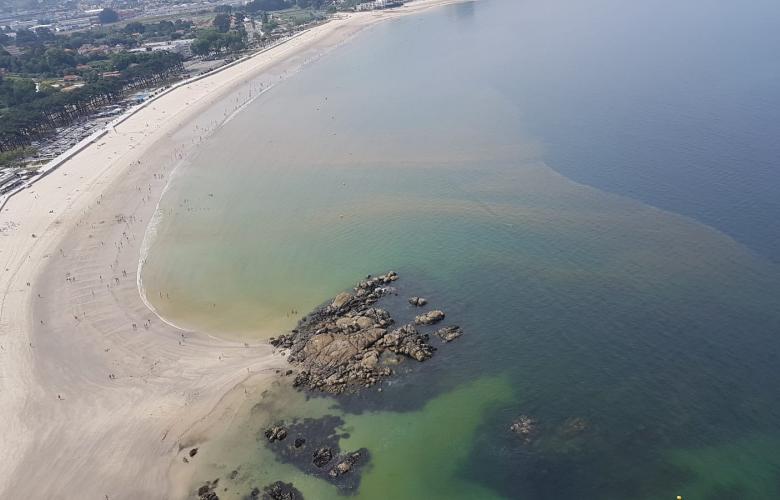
[1,46,104,77]
[6,19,196,53]
[98,8,119,24]
[0,51,184,151]
[191,29,247,56]
[241,0,327,10]
[212,13,232,33]
[244,0,290,13]
[7,27,136,51]
[123,19,194,38]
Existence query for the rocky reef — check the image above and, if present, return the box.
[195,469,305,500]
[197,479,220,500]
[435,325,462,342]
[508,415,593,453]
[262,415,368,493]
[408,296,427,307]
[196,273,469,499]
[258,481,303,500]
[270,272,462,394]
[414,309,445,325]
[510,415,538,444]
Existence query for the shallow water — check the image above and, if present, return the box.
[142,0,780,498]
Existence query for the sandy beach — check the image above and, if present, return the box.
[0,1,465,498]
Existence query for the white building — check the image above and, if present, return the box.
[128,39,195,58]
[355,0,403,11]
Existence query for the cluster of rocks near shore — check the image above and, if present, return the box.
[196,477,303,500]
[197,272,466,499]
[261,415,368,494]
[257,481,303,500]
[270,272,463,394]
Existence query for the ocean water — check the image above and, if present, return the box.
[140,0,780,498]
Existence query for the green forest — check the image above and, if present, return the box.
[0,30,186,153]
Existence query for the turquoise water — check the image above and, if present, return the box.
[142,1,780,498]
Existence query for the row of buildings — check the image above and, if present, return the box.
[0,0,246,35]
[354,0,404,11]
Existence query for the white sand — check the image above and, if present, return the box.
[0,1,466,498]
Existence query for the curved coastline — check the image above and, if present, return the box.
[0,1,467,498]
[135,79,281,339]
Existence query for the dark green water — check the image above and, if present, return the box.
[142,1,780,498]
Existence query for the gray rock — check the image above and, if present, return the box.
[435,326,462,342]
[408,296,427,307]
[261,481,303,500]
[379,324,435,361]
[272,273,453,394]
[265,426,288,442]
[328,451,362,478]
[361,350,379,370]
[510,415,537,443]
[312,447,333,468]
[197,479,220,500]
[331,292,353,309]
[414,310,445,325]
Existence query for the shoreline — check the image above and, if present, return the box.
[0,1,469,498]
[0,25,318,215]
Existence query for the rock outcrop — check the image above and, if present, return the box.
[259,274,471,494]
[414,310,445,325]
[328,451,362,478]
[260,481,303,500]
[377,323,434,361]
[197,479,220,500]
[435,325,462,342]
[264,426,288,442]
[271,272,447,394]
[408,296,427,307]
[312,447,333,468]
[510,415,537,444]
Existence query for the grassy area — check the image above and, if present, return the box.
[274,7,323,24]
[0,147,36,169]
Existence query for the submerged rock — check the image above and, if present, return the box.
[264,426,288,442]
[408,296,427,307]
[510,415,538,443]
[414,310,445,325]
[261,481,303,500]
[329,451,362,478]
[559,417,589,438]
[262,415,369,493]
[312,447,333,468]
[197,479,220,500]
